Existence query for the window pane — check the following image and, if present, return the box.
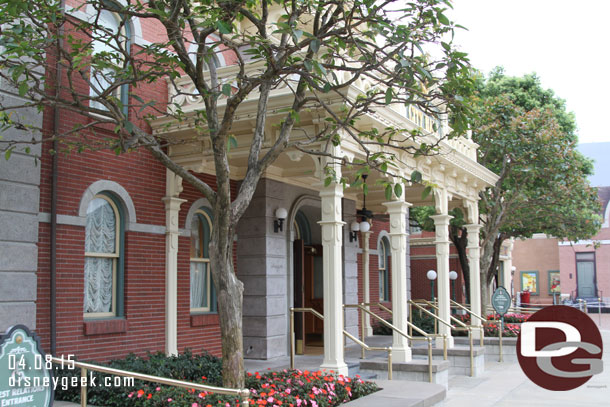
[84,257,114,313]
[86,198,116,253]
[576,252,595,261]
[191,217,201,258]
[190,262,208,309]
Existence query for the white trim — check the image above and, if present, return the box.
[38,212,166,235]
[67,2,150,48]
[184,197,213,229]
[603,201,609,228]
[558,240,610,246]
[78,180,137,225]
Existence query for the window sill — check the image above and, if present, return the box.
[190,313,219,327]
[84,318,128,336]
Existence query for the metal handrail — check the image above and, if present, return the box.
[51,357,250,407]
[417,299,485,346]
[289,307,393,380]
[450,299,486,323]
[343,304,433,382]
[409,300,477,377]
[362,302,447,361]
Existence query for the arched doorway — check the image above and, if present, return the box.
[292,207,324,354]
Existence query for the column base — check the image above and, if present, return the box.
[364,326,373,337]
[436,335,454,349]
[320,362,349,376]
[391,345,412,363]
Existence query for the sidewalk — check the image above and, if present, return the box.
[439,329,610,407]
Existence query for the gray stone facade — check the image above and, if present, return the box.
[237,178,359,359]
[0,77,42,332]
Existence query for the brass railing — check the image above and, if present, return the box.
[289,307,393,380]
[361,302,447,361]
[409,300,477,377]
[344,303,434,382]
[51,357,250,407]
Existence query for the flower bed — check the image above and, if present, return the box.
[487,313,530,324]
[54,351,378,407]
[126,370,378,407]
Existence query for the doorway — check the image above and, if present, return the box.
[576,252,597,298]
[292,208,324,354]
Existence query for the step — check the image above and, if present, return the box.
[343,379,446,407]
[359,358,450,389]
[454,336,518,362]
[411,345,485,377]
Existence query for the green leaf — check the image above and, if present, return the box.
[18,82,28,97]
[394,183,403,198]
[385,184,392,201]
[385,87,393,105]
[4,148,12,160]
[222,84,232,97]
[310,39,321,53]
[410,170,423,184]
[437,12,450,25]
[216,21,232,34]
[324,176,332,187]
[228,135,237,152]
[422,185,432,200]
[304,60,313,72]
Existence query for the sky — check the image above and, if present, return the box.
[445,0,610,145]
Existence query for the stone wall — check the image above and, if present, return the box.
[0,76,42,332]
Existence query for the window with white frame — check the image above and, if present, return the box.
[379,236,390,301]
[89,7,129,112]
[190,208,215,313]
[84,194,122,317]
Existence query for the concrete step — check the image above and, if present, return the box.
[343,378,446,407]
[359,358,451,389]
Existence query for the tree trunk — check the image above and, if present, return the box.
[210,223,245,388]
[449,225,469,303]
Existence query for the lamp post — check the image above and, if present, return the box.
[449,270,458,302]
[427,270,437,301]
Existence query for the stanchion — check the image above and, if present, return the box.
[599,297,602,327]
[499,316,503,362]
[80,367,87,407]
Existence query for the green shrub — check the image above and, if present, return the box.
[54,350,222,406]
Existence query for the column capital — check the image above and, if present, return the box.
[464,223,482,233]
[382,200,413,213]
[162,196,187,211]
[430,214,453,225]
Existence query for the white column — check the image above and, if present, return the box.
[431,213,453,347]
[318,181,348,376]
[465,223,482,338]
[383,199,413,362]
[163,170,186,356]
[362,231,373,337]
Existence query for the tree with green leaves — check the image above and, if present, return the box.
[0,0,474,386]
[412,68,601,309]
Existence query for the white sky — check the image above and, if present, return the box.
[445,0,610,144]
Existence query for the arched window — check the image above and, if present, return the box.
[84,194,124,317]
[89,6,130,113]
[379,236,390,301]
[190,208,216,313]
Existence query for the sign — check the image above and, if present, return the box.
[0,325,54,407]
[517,305,603,390]
[491,286,511,316]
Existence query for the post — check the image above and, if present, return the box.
[465,223,483,340]
[318,161,348,376]
[499,316,503,362]
[360,306,366,359]
[80,367,87,407]
[431,211,453,348]
[290,309,295,370]
[599,297,602,327]
[383,199,413,362]
[362,231,373,336]
[163,169,186,356]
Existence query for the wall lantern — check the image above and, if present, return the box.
[274,208,288,233]
[349,221,360,242]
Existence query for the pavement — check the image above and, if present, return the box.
[439,328,610,407]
